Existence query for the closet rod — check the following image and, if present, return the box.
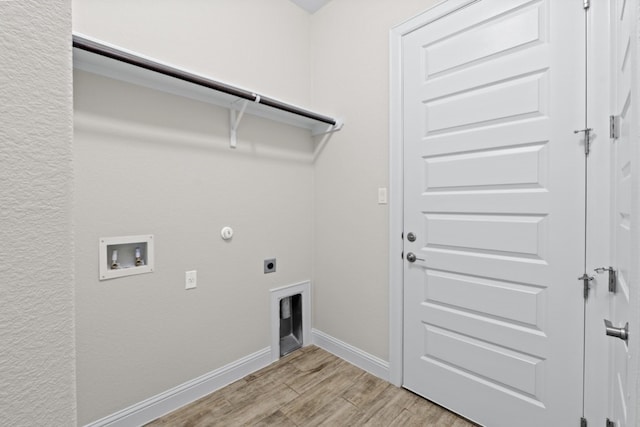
[73,34,337,126]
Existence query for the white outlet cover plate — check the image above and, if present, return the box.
[185,270,197,290]
[378,187,388,204]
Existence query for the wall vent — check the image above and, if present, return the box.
[270,281,311,361]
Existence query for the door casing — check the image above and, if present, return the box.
[607,1,640,425]
[584,1,612,425]
[389,0,481,387]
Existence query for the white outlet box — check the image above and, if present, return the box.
[99,234,154,281]
[185,270,197,290]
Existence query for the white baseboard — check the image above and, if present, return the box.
[85,329,389,426]
[312,329,390,382]
[85,347,271,427]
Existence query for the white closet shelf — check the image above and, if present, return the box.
[72,33,343,146]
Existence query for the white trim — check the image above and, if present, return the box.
[312,329,389,381]
[99,234,154,281]
[84,347,271,427]
[392,0,480,35]
[270,280,312,362]
[630,1,640,423]
[388,12,405,389]
[583,1,612,424]
[388,0,480,388]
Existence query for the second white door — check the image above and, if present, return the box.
[608,0,637,425]
[403,1,587,426]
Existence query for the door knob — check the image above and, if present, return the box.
[604,319,629,342]
[406,252,424,263]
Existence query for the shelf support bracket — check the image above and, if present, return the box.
[312,119,344,137]
[230,99,250,149]
[313,120,344,160]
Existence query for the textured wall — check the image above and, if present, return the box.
[72,1,314,423]
[310,0,437,360]
[0,1,76,426]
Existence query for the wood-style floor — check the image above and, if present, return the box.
[146,346,476,426]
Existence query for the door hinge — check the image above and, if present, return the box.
[595,267,617,293]
[581,416,588,427]
[574,128,593,156]
[610,115,620,139]
[578,273,594,299]
[606,418,615,427]
[583,0,590,10]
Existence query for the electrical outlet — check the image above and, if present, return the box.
[185,270,197,290]
[264,258,276,274]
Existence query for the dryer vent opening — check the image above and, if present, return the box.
[279,294,302,357]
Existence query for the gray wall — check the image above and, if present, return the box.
[72,2,315,422]
[0,1,76,426]
[311,0,437,360]
[72,0,312,108]
[74,72,314,423]
[72,0,440,422]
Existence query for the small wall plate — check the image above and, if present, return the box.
[264,258,276,274]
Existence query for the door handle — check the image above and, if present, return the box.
[406,252,425,263]
[604,319,629,342]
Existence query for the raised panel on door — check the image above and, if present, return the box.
[609,1,636,425]
[402,1,585,426]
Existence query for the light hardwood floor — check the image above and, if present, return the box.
[147,346,476,426]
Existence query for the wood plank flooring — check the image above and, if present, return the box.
[146,346,476,426]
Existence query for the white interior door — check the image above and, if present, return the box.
[608,1,637,426]
[402,1,586,426]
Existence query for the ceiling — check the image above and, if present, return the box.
[289,0,332,14]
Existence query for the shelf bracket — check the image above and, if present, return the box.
[313,119,344,161]
[230,98,252,149]
[312,119,344,137]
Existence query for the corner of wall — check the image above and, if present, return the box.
[0,0,76,425]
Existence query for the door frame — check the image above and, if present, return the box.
[607,1,640,425]
[584,1,612,424]
[388,0,480,386]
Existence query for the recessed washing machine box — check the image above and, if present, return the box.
[99,235,154,280]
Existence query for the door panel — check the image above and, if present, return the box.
[609,1,636,425]
[402,1,585,426]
